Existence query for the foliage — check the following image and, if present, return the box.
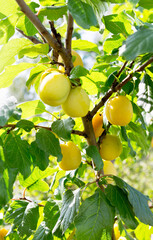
[0,0,153,239]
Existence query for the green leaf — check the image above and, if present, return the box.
[16,119,34,132]
[121,127,136,157]
[68,0,98,29]
[5,200,28,224]
[26,65,47,89]
[52,117,75,140]
[75,189,115,240]
[18,100,46,119]
[18,44,49,59]
[86,145,103,171]
[53,189,80,233]
[72,40,100,53]
[138,0,153,9]
[70,66,89,80]
[0,14,18,45]
[103,14,131,37]
[128,122,148,152]
[137,73,153,112]
[113,176,153,226]
[83,0,108,23]
[0,38,32,73]
[30,141,49,171]
[120,27,153,60]
[19,167,57,191]
[18,202,39,237]
[4,132,32,179]
[33,221,53,240]
[44,200,60,229]
[103,35,124,54]
[5,201,39,238]
[0,63,36,89]
[39,5,67,21]
[36,128,62,162]
[135,222,153,240]
[0,96,21,126]
[0,0,18,16]
[105,185,138,229]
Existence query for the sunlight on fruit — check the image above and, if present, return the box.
[38,70,71,106]
[92,112,104,138]
[113,222,121,240]
[105,95,133,126]
[100,134,122,161]
[0,228,8,240]
[62,86,90,117]
[59,49,83,72]
[118,237,127,240]
[59,141,81,171]
[103,160,117,183]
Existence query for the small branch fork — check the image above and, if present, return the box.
[15,0,73,75]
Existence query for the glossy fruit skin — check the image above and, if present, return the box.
[118,237,127,240]
[38,71,71,106]
[100,135,122,161]
[92,112,104,138]
[59,49,83,71]
[59,141,81,171]
[71,49,84,67]
[62,87,90,117]
[103,160,117,184]
[105,95,133,126]
[0,228,8,240]
[113,222,120,240]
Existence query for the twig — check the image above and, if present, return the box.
[16,28,43,44]
[66,13,73,53]
[135,56,153,72]
[12,198,44,207]
[0,124,86,137]
[15,0,73,71]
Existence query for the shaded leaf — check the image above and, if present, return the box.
[68,0,98,29]
[75,189,115,240]
[39,5,67,21]
[36,128,62,162]
[113,176,153,226]
[52,117,75,140]
[86,145,103,171]
[53,189,80,233]
[120,27,153,60]
[105,185,138,229]
[16,119,34,132]
[4,132,32,179]
[33,221,53,240]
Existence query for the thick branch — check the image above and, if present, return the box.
[15,0,73,72]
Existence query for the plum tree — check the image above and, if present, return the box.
[0,0,153,240]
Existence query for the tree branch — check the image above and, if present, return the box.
[16,28,43,44]
[15,0,73,73]
[0,124,86,137]
[90,56,153,116]
[66,13,74,53]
